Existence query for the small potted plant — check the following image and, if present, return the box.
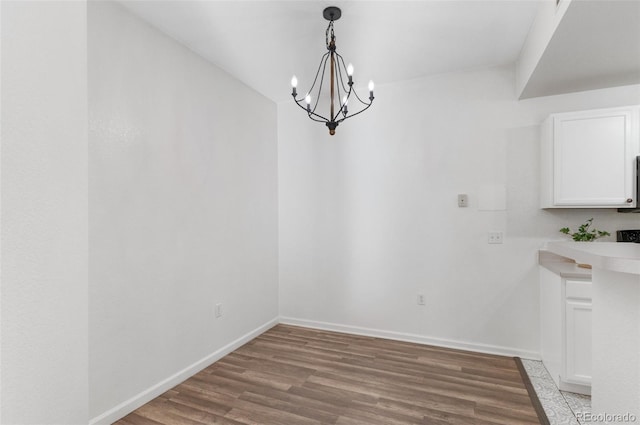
[559,218,611,241]
[559,218,610,268]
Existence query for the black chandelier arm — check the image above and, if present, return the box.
[335,53,352,93]
[334,53,372,107]
[331,86,352,122]
[350,85,372,106]
[308,110,330,123]
[336,52,371,107]
[294,52,330,103]
[334,59,344,120]
[311,52,331,114]
[335,99,373,124]
[331,53,357,122]
[331,90,374,123]
[293,97,330,122]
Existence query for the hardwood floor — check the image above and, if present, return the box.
[116,325,542,425]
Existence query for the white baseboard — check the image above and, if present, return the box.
[279,316,540,360]
[559,380,591,396]
[89,317,279,425]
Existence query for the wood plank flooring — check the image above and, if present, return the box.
[116,324,542,425]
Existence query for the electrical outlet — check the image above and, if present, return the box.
[417,294,425,305]
[488,232,503,244]
[457,194,468,208]
[214,303,222,318]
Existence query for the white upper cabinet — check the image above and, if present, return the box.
[540,105,640,208]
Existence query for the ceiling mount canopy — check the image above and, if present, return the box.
[322,6,341,21]
[291,6,374,136]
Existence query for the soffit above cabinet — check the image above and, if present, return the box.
[519,0,640,99]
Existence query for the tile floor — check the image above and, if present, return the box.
[521,359,592,425]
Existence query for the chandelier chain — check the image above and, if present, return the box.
[325,21,336,49]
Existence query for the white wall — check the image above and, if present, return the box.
[88,2,278,422]
[278,66,640,358]
[1,2,89,423]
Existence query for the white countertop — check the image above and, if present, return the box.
[545,242,640,276]
[538,250,592,278]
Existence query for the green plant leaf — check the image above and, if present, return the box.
[559,218,609,242]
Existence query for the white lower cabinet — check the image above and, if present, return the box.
[564,280,592,387]
[539,265,592,395]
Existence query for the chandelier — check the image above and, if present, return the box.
[290,6,375,136]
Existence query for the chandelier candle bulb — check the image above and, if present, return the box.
[305,94,311,112]
[347,63,354,85]
[291,75,298,97]
[368,80,375,100]
[342,95,348,115]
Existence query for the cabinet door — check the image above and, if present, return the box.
[565,299,592,385]
[553,107,638,207]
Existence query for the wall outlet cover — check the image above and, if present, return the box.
[488,232,504,244]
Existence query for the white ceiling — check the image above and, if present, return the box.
[119,0,540,103]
